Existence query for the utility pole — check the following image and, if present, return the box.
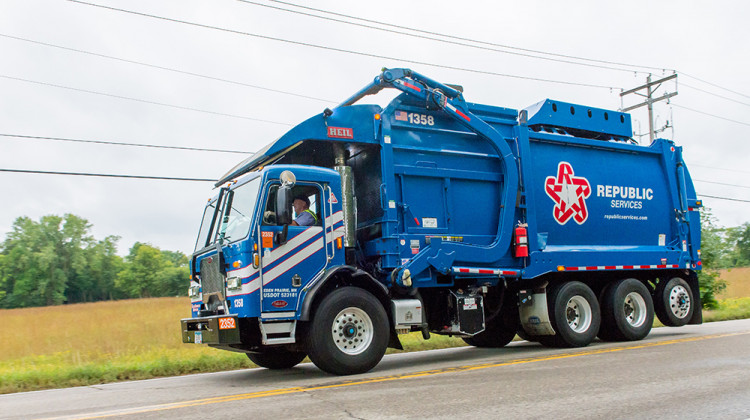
[620,74,678,143]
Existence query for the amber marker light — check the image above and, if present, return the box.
[557,266,565,272]
[233,261,241,268]
[336,237,343,249]
[374,113,381,120]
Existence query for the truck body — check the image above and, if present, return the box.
[182,69,702,374]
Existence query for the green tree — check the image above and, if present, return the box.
[0,215,94,307]
[698,209,727,309]
[116,243,188,298]
[734,222,750,266]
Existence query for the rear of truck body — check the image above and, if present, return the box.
[182,69,702,374]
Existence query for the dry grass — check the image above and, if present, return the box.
[0,298,465,394]
[718,267,750,299]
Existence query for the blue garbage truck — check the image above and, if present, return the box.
[181,68,702,375]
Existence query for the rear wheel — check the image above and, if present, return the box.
[654,277,694,327]
[306,287,389,375]
[541,281,600,348]
[599,279,654,341]
[246,348,307,369]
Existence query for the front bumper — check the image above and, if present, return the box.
[181,315,241,345]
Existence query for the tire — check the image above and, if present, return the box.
[599,279,654,341]
[306,287,389,375]
[246,348,307,369]
[462,301,518,348]
[654,277,694,327]
[541,281,600,348]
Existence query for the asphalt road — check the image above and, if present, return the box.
[3,319,750,420]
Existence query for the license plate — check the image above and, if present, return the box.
[194,331,202,344]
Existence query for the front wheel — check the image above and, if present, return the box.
[306,287,389,375]
[246,348,307,369]
[541,281,601,348]
[654,277,694,327]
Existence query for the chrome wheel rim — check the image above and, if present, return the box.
[565,296,592,333]
[332,307,373,355]
[623,291,647,327]
[669,285,691,319]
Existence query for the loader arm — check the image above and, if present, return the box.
[345,68,520,280]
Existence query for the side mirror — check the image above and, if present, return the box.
[276,184,293,226]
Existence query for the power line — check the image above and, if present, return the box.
[0,133,256,154]
[0,33,336,104]
[67,0,620,90]
[238,0,644,74]
[695,179,750,190]
[682,83,750,108]
[680,71,750,100]
[0,74,293,126]
[3,168,748,202]
[672,104,750,127]
[698,193,750,203]
[264,0,668,74]
[0,168,214,182]
[691,163,750,175]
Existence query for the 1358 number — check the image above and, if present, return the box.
[408,113,435,126]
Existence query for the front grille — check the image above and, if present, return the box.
[200,254,225,307]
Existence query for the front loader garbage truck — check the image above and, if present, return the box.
[181,68,702,375]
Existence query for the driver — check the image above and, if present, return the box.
[291,195,317,226]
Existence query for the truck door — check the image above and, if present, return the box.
[258,184,328,314]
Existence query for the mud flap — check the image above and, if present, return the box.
[687,272,703,325]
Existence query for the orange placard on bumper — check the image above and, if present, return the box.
[218,317,236,330]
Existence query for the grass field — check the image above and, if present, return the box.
[0,298,466,394]
[718,266,750,299]
[1,271,749,394]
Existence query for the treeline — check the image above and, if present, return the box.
[0,214,188,309]
[695,209,750,308]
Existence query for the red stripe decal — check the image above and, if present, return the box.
[623,265,634,269]
[586,266,597,271]
[639,265,650,269]
[459,268,470,273]
[604,266,615,270]
[414,217,420,226]
[657,265,667,269]
[454,109,471,121]
[566,267,579,271]
[478,269,494,274]
[403,82,422,92]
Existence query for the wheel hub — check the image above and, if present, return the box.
[332,307,374,355]
[669,285,691,319]
[623,292,647,327]
[565,296,592,333]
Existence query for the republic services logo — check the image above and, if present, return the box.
[545,162,592,225]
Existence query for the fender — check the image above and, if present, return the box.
[298,265,389,321]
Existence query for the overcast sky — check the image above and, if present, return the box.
[1,0,748,255]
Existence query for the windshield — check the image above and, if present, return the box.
[194,177,261,251]
[218,178,261,243]
[195,199,219,252]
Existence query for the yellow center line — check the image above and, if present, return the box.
[57,331,750,420]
